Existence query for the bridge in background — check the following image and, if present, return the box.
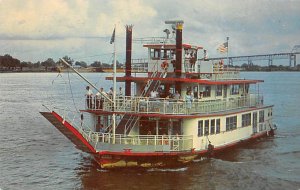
[209,52,300,67]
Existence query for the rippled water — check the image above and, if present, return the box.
[0,72,299,190]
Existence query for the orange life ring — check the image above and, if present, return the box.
[161,61,169,70]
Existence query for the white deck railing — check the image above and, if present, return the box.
[90,132,193,152]
[87,94,263,115]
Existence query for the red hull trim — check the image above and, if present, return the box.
[51,111,96,153]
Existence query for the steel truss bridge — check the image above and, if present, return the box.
[209,52,300,67]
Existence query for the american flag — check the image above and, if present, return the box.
[217,42,228,53]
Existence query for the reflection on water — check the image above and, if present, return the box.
[0,72,300,189]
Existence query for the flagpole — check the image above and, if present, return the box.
[113,25,116,144]
[226,37,229,66]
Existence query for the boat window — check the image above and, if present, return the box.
[259,110,264,123]
[161,49,173,59]
[150,48,160,60]
[242,113,251,127]
[204,120,209,135]
[216,85,222,96]
[226,116,237,131]
[245,84,249,94]
[210,119,215,134]
[198,120,203,137]
[203,86,211,97]
[230,84,239,95]
[216,119,220,134]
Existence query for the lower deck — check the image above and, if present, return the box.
[41,105,275,168]
[48,104,274,154]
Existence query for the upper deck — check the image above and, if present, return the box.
[83,93,265,118]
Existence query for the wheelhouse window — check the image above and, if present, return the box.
[203,86,211,97]
[150,49,160,59]
[226,116,237,131]
[216,85,222,96]
[216,119,220,134]
[230,84,239,95]
[198,120,203,137]
[161,49,173,59]
[259,110,264,123]
[242,113,251,127]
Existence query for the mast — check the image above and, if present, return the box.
[112,25,117,144]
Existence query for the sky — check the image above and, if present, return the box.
[0,0,300,64]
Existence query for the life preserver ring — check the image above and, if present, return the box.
[161,61,169,70]
[220,60,224,65]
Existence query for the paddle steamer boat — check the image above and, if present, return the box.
[41,21,275,168]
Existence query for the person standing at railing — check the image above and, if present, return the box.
[118,87,123,96]
[85,86,93,109]
[185,91,193,112]
[107,87,113,98]
[95,87,106,110]
[95,87,102,109]
[118,87,124,108]
[173,91,181,100]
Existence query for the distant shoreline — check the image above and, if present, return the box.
[1,70,300,73]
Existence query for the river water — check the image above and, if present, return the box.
[0,72,299,190]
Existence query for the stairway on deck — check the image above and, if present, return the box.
[141,72,167,97]
[116,72,168,135]
[40,112,95,153]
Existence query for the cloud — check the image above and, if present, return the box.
[0,0,299,62]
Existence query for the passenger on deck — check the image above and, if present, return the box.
[173,91,181,100]
[204,49,209,60]
[185,51,191,59]
[150,90,158,99]
[107,87,113,98]
[95,87,105,109]
[85,86,93,109]
[185,91,193,110]
[95,88,101,109]
[118,87,123,96]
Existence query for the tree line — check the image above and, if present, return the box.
[1,54,299,71]
[0,54,123,70]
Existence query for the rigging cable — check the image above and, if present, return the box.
[67,67,80,113]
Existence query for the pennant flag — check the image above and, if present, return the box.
[110,28,115,44]
[217,42,228,53]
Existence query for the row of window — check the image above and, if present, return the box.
[197,111,266,136]
[189,84,248,98]
[198,119,220,137]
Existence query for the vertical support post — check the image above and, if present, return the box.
[112,25,117,144]
[125,25,133,96]
[156,119,159,135]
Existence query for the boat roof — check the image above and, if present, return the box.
[143,43,203,50]
[106,76,263,85]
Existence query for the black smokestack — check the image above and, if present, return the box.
[175,23,183,92]
[125,25,133,96]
